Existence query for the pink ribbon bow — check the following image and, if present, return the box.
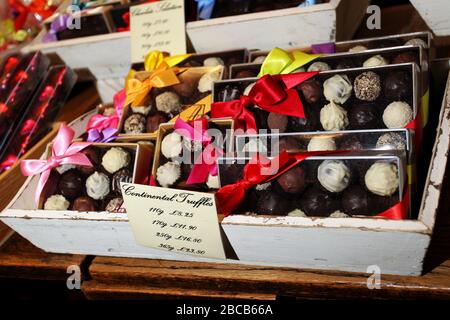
[174,118,223,185]
[86,89,125,132]
[21,123,93,204]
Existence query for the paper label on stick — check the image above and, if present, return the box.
[130,0,186,63]
[121,183,226,260]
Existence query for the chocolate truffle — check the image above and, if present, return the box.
[156,161,181,187]
[235,70,257,78]
[354,71,381,101]
[382,101,413,128]
[300,188,338,217]
[219,163,244,186]
[255,192,291,215]
[274,137,299,154]
[78,147,100,175]
[72,196,97,212]
[341,185,370,215]
[198,71,221,93]
[320,101,349,131]
[102,147,130,174]
[218,85,241,102]
[124,113,146,134]
[376,132,406,150]
[405,38,427,48]
[86,172,110,200]
[349,103,380,129]
[276,166,306,194]
[44,194,70,211]
[288,114,318,132]
[172,74,197,97]
[105,197,124,213]
[307,137,336,151]
[323,75,352,104]
[297,79,321,104]
[318,160,351,193]
[339,136,363,150]
[267,113,288,132]
[384,71,410,100]
[307,61,331,72]
[348,45,367,53]
[365,162,399,196]
[161,132,183,159]
[392,52,418,65]
[146,112,169,133]
[112,168,133,194]
[363,55,388,67]
[59,170,85,199]
[131,105,151,116]
[155,91,182,114]
[253,56,267,64]
[203,57,224,67]
[335,59,356,70]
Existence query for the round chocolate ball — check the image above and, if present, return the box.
[72,196,97,212]
[392,52,419,65]
[78,147,101,175]
[172,74,198,97]
[273,137,299,154]
[339,136,363,150]
[297,79,322,105]
[276,166,306,195]
[349,103,380,129]
[300,187,338,217]
[341,185,370,216]
[112,168,133,194]
[288,113,318,132]
[354,71,381,102]
[255,191,291,215]
[124,113,146,134]
[146,112,169,133]
[267,113,288,132]
[384,71,410,100]
[235,70,257,78]
[58,170,85,199]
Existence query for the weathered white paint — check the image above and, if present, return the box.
[410,0,450,36]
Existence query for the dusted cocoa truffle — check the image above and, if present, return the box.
[44,194,70,211]
[318,160,351,193]
[392,52,418,65]
[363,55,388,67]
[156,161,181,187]
[323,75,352,104]
[124,113,146,134]
[112,168,133,194]
[276,166,306,195]
[218,85,241,102]
[267,113,288,132]
[320,101,349,131]
[297,79,321,104]
[354,71,381,101]
[376,132,406,150]
[146,112,169,133]
[365,162,399,196]
[105,197,124,213]
[384,71,410,100]
[86,172,110,200]
[235,70,257,78]
[382,101,413,128]
[255,192,291,215]
[339,136,363,150]
[155,91,182,114]
[59,170,85,199]
[349,103,380,129]
[102,147,130,174]
[72,196,97,212]
[300,188,338,217]
[307,61,331,72]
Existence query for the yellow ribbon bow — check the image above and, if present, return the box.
[258,47,321,77]
[125,51,192,107]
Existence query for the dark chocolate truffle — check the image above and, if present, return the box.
[267,113,288,132]
[235,70,257,78]
[124,113,146,134]
[146,112,169,133]
[349,103,380,129]
[392,52,418,65]
[219,163,244,186]
[341,185,370,216]
[273,137,300,154]
[78,147,100,175]
[336,59,356,70]
[297,79,321,104]
[339,136,363,150]
[276,166,306,194]
[300,187,338,217]
[112,168,133,194]
[384,71,410,100]
[354,71,381,101]
[72,196,97,212]
[288,114,318,132]
[255,191,291,215]
[59,170,85,199]
[218,85,241,102]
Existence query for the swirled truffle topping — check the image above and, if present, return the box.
[320,100,349,131]
[323,74,352,104]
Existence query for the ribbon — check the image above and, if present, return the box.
[211,96,257,131]
[116,12,130,32]
[311,42,336,54]
[258,47,321,76]
[21,123,93,204]
[125,51,191,107]
[42,14,70,43]
[174,118,223,184]
[376,186,410,220]
[87,128,117,143]
[86,89,125,132]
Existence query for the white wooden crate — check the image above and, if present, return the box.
[410,0,450,37]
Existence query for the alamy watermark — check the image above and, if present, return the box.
[66,265,81,290]
[367,265,381,289]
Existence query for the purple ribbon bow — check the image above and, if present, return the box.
[87,128,117,143]
[42,14,70,43]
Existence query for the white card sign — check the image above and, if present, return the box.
[130,0,187,63]
[121,183,226,260]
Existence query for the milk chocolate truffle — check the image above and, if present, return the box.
[339,136,363,150]
[161,132,183,159]
[320,101,349,131]
[255,192,291,215]
[307,137,336,151]
[72,196,97,212]
[405,38,427,48]
[276,166,306,194]
[235,70,257,78]
[203,57,224,67]
[376,132,406,150]
[365,162,399,196]
[253,56,267,64]
[59,170,85,199]
[348,45,367,53]
[172,74,197,98]
[382,101,413,128]
[146,112,169,133]
[124,113,146,134]
[155,91,182,114]
[112,168,132,194]
[298,79,321,104]
[300,188,338,217]
[218,85,241,102]
[102,147,130,174]
[341,185,369,215]
[267,113,288,132]
[392,52,418,65]
[349,103,380,129]
[307,61,331,72]
[354,71,381,101]
[318,160,351,193]
[323,75,352,104]
[105,197,124,213]
[156,161,181,187]
[363,55,388,67]
[384,71,410,100]
[79,148,100,175]
[198,71,221,93]
[86,172,110,200]
[44,195,70,211]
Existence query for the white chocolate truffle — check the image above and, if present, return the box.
[86,172,110,200]
[363,55,388,67]
[155,91,182,114]
[323,75,352,104]
[307,61,331,72]
[405,38,427,48]
[102,147,130,174]
[365,162,399,196]
[206,174,220,189]
[376,132,406,150]
[348,45,368,53]
[131,105,151,115]
[288,209,307,217]
[318,160,351,193]
[320,101,349,131]
[161,132,183,159]
[382,101,413,128]
[44,195,70,210]
[56,164,76,174]
[307,137,336,151]
[156,161,181,187]
[253,56,267,64]
[198,71,221,93]
[243,82,256,96]
[203,57,224,67]
[329,211,349,218]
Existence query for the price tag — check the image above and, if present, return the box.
[130,0,187,63]
[121,183,226,260]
